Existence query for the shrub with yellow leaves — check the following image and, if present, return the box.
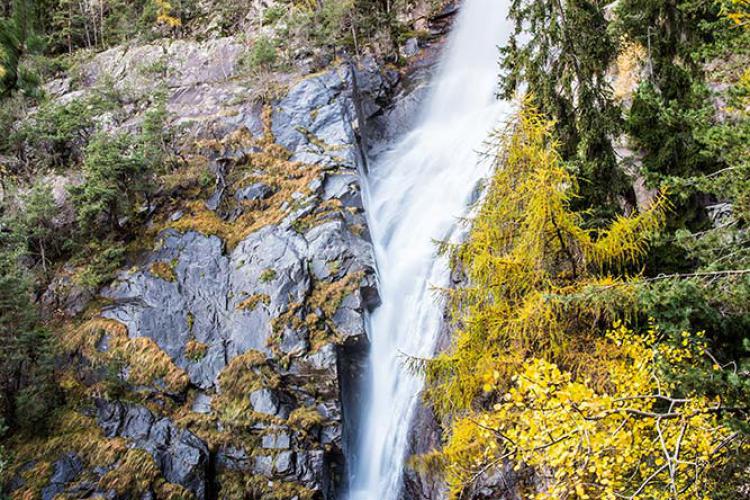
[437,323,736,498]
[724,0,750,28]
[154,0,182,28]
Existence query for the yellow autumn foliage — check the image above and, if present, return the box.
[437,323,735,498]
[154,0,182,27]
[423,101,737,498]
[426,100,666,415]
[725,0,750,27]
[613,40,647,100]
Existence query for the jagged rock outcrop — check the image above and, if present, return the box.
[96,400,211,499]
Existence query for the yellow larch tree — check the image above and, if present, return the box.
[422,101,740,499]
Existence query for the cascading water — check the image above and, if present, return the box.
[347,0,515,498]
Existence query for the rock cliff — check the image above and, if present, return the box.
[9,37,392,500]
[1,1,465,497]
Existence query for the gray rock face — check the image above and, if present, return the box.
[40,453,83,500]
[96,400,210,499]
[235,182,274,201]
[102,230,229,389]
[250,388,283,417]
[462,462,525,500]
[66,57,394,499]
[31,28,409,499]
[101,214,375,392]
[402,404,447,500]
[272,58,392,165]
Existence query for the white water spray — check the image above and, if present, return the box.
[347,0,515,498]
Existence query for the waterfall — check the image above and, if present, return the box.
[346,0,514,498]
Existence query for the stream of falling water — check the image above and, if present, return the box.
[347,0,514,498]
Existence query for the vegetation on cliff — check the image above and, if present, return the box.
[0,0,424,496]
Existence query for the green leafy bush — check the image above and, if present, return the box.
[7,181,71,276]
[69,131,150,235]
[244,36,278,70]
[16,98,96,169]
[0,234,59,433]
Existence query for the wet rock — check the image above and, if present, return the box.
[191,393,213,414]
[332,291,368,343]
[40,453,83,500]
[95,400,209,499]
[402,37,420,57]
[262,430,291,449]
[235,182,274,202]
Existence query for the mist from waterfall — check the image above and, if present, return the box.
[346,0,515,498]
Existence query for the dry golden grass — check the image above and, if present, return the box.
[216,349,271,400]
[66,317,189,394]
[9,411,127,499]
[216,470,315,500]
[114,336,189,393]
[149,261,177,282]
[613,39,647,101]
[159,155,212,195]
[236,293,271,311]
[99,448,161,497]
[164,106,322,249]
[99,447,195,499]
[287,406,325,433]
[185,339,208,360]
